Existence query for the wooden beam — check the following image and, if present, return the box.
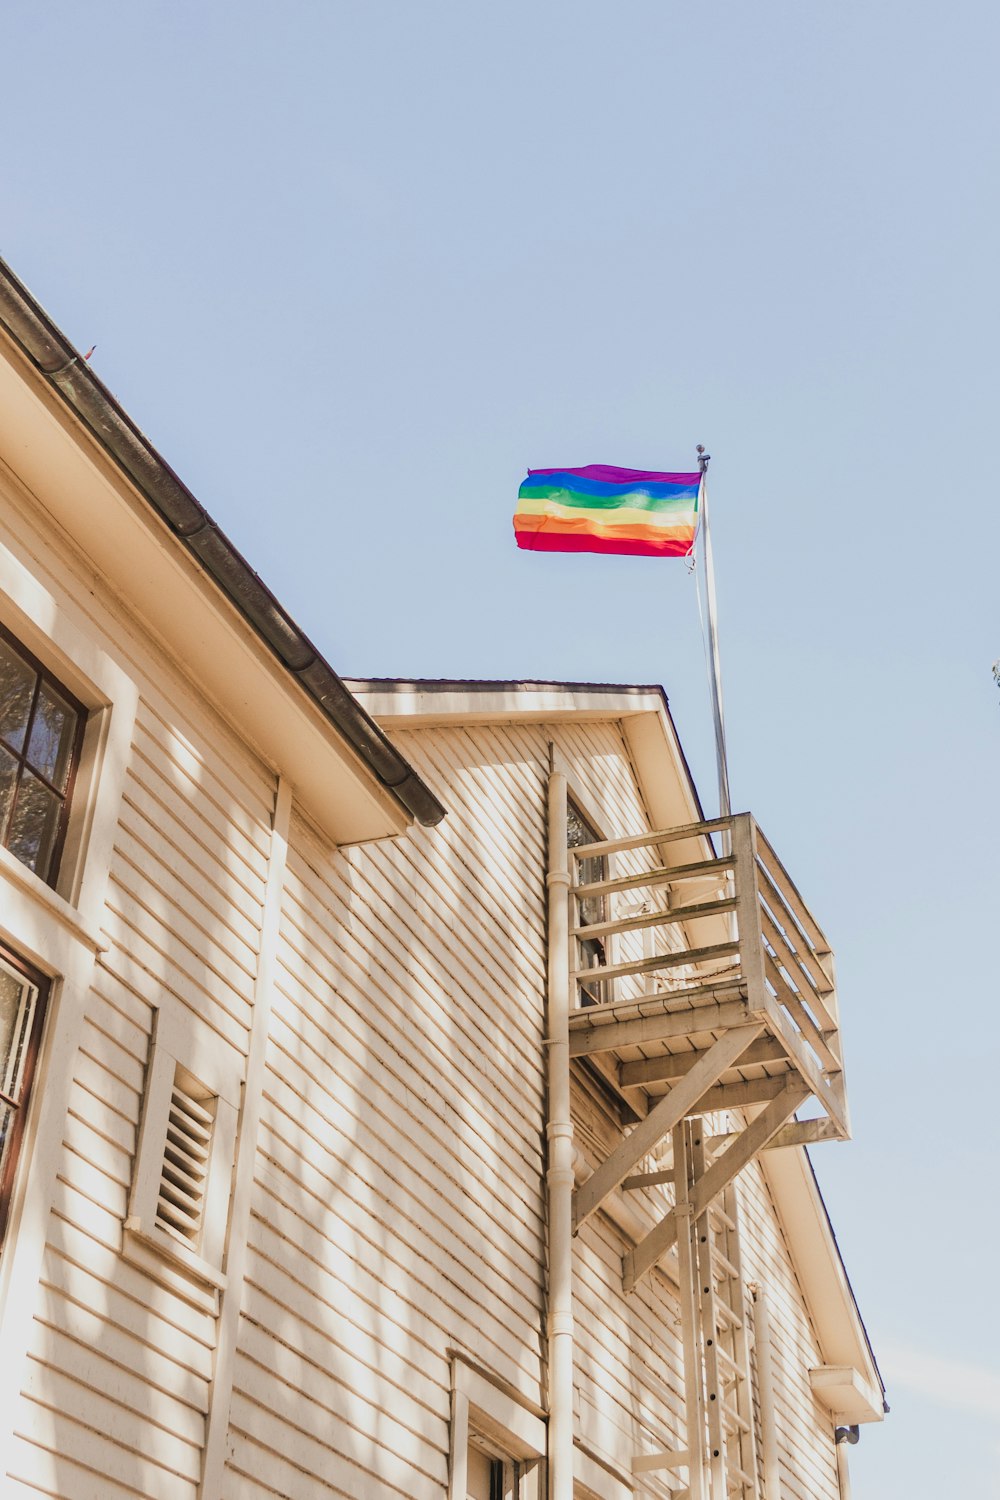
[573,854,734,902]
[572,1024,764,1233]
[570,894,738,941]
[762,996,849,1137]
[706,1117,841,1153]
[623,1084,808,1291]
[632,1450,692,1474]
[759,904,838,1036]
[569,814,733,860]
[619,1035,788,1088]
[731,815,769,1012]
[756,864,835,998]
[687,1077,792,1113]
[571,939,740,986]
[622,1168,675,1190]
[569,996,753,1057]
[762,950,841,1071]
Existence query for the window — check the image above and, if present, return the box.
[567,800,608,1007]
[0,945,48,1249]
[0,624,86,886]
[466,1439,519,1499]
[449,1355,544,1500]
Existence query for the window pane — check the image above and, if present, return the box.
[567,801,608,1005]
[0,964,36,1099]
[567,802,607,927]
[0,639,36,755]
[7,772,61,879]
[0,1100,14,1187]
[26,681,77,790]
[0,745,18,841]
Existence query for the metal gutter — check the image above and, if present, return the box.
[0,258,444,828]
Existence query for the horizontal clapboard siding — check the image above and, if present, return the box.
[10,598,275,1499]
[227,722,553,1495]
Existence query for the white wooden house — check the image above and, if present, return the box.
[0,259,883,1500]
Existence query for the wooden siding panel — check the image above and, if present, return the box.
[265,985,544,1249]
[45,1216,216,1357]
[6,1433,157,1500]
[12,1388,199,1498]
[240,1257,448,1428]
[226,1388,441,1500]
[248,1161,542,1398]
[234,1321,448,1480]
[279,855,545,1138]
[12,678,274,1496]
[97,903,253,1051]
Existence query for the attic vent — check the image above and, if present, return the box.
[155,1069,216,1249]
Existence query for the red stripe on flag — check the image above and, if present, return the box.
[514,529,694,558]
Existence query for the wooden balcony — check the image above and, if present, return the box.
[565,812,849,1290]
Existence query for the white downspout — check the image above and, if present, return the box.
[546,767,574,1500]
[834,1427,858,1500]
[752,1283,782,1500]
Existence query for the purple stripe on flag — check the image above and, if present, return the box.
[527,464,702,486]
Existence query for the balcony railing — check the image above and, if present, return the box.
[567,812,848,1140]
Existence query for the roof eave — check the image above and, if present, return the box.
[0,260,444,834]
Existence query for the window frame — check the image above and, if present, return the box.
[566,793,613,1009]
[0,511,139,1392]
[448,1355,545,1500]
[0,942,50,1249]
[0,619,88,890]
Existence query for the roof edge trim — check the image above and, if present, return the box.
[0,259,444,829]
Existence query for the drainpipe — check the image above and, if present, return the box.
[546,767,574,1500]
[751,1284,781,1500]
[834,1426,858,1500]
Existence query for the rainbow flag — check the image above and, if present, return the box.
[514,464,701,558]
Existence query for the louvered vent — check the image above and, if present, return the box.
[155,1068,216,1249]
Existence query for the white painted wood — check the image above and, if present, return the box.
[574,1025,765,1231]
[625,1085,810,1289]
[199,775,291,1498]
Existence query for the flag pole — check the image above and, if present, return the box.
[696,445,732,821]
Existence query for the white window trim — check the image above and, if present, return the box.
[0,536,139,945]
[0,540,140,1475]
[124,1005,241,1315]
[448,1354,546,1500]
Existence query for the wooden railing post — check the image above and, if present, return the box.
[731,814,768,1015]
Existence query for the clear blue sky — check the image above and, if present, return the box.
[5,3,999,1494]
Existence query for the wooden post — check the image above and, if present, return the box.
[691,1124,727,1499]
[674,1122,708,1500]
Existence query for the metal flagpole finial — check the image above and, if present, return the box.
[696,444,711,475]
